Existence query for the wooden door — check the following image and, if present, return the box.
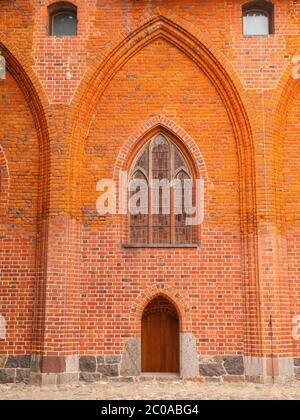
[142,297,179,373]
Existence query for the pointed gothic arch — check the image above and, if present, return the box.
[114,119,209,246]
[66,13,257,214]
[0,32,51,211]
[66,12,261,362]
[0,32,52,356]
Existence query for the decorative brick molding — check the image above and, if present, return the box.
[130,284,191,334]
[66,12,256,220]
[114,116,209,182]
[115,116,211,246]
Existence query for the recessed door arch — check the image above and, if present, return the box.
[141,295,180,374]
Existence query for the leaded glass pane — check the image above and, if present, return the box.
[52,12,77,36]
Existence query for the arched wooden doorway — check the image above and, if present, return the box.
[141,296,180,373]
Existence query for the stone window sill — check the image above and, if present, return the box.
[122,244,200,249]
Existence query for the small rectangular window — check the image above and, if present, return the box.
[242,1,274,36]
[48,2,77,37]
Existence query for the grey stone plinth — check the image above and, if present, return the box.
[223,356,244,375]
[97,356,104,364]
[244,356,295,384]
[120,338,141,377]
[0,356,7,369]
[199,363,225,377]
[0,369,15,383]
[105,356,121,364]
[79,372,101,383]
[180,333,199,379]
[65,355,79,373]
[79,356,96,373]
[5,356,19,368]
[98,364,119,377]
[5,355,31,369]
[16,369,30,384]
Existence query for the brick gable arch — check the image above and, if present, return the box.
[113,117,211,246]
[130,285,191,334]
[121,285,197,378]
[0,33,52,355]
[271,69,300,361]
[66,12,261,361]
[66,11,258,217]
[0,32,51,211]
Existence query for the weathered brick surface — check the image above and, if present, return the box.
[0,0,299,384]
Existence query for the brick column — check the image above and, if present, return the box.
[30,215,82,386]
[243,97,294,384]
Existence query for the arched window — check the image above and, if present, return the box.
[129,134,195,246]
[243,1,274,36]
[48,2,77,36]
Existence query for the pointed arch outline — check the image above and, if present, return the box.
[66,12,257,219]
[268,64,300,232]
[0,32,52,354]
[113,116,209,184]
[115,117,211,246]
[66,11,261,357]
[0,31,51,216]
[130,284,191,334]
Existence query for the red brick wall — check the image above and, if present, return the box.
[80,38,243,356]
[0,0,299,381]
[0,73,39,354]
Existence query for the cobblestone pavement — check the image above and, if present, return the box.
[0,380,300,400]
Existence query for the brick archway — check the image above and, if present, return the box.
[0,32,51,212]
[270,69,300,362]
[113,116,209,183]
[141,295,180,374]
[66,12,260,365]
[114,117,211,245]
[66,12,257,219]
[130,285,191,334]
[0,33,52,358]
[120,285,199,379]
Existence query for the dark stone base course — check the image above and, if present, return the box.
[0,355,31,384]
[79,355,122,382]
[199,356,245,382]
[1,354,298,384]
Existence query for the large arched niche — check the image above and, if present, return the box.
[71,13,260,361]
[0,32,51,214]
[277,74,300,359]
[67,13,257,217]
[0,34,50,353]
